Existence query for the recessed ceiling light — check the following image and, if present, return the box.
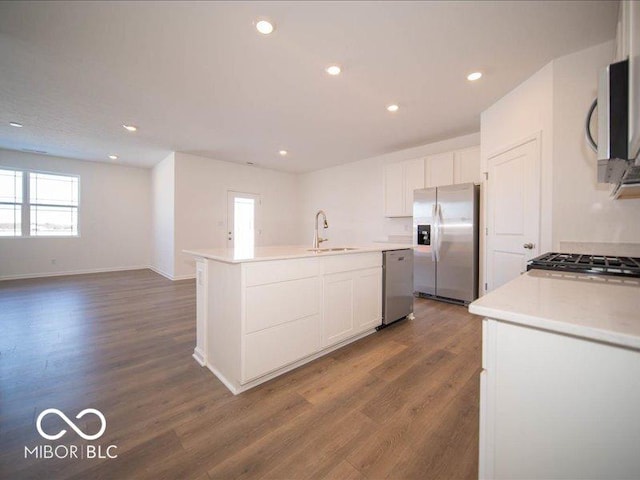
[326,65,341,76]
[387,104,399,112]
[9,122,23,128]
[279,150,288,156]
[122,124,137,132]
[256,20,274,35]
[467,72,483,81]
[109,155,118,160]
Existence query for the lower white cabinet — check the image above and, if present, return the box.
[480,318,640,480]
[198,253,382,394]
[322,266,382,347]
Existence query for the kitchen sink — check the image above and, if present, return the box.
[307,247,360,252]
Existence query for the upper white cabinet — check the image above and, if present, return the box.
[404,159,426,215]
[384,145,480,217]
[426,152,455,187]
[454,146,482,184]
[383,158,425,217]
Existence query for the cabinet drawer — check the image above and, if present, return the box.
[244,258,319,286]
[245,277,320,334]
[322,252,381,275]
[242,314,321,383]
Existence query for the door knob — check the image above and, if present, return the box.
[523,243,535,249]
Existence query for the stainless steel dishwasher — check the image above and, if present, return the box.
[381,249,414,327]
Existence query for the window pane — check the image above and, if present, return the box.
[234,197,255,255]
[0,169,23,204]
[30,206,78,236]
[0,204,21,236]
[30,172,78,206]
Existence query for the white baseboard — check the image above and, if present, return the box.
[148,265,196,282]
[192,347,206,367]
[0,265,151,282]
[173,273,196,281]
[202,328,377,395]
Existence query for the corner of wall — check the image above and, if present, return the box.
[151,152,176,279]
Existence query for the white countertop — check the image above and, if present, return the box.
[184,243,414,264]
[469,270,640,350]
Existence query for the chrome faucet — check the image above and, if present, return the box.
[313,210,329,249]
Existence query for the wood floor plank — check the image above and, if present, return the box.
[0,269,482,480]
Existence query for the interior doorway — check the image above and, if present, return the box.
[227,191,261,253]
[486,137,541,291]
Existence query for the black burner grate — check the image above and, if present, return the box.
[527,252,640,278]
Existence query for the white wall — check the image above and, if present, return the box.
[0,149,151,280]
[150,153,175,279]
[173,152,301,278]
[552,40,640,248]
[480,38,640,286]
[481,62,555,255]
[298,133,480,246]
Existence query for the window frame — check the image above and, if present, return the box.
[0,166,81,239]
[0,168,24,237]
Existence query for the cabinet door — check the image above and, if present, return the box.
[384,163,404,217]
[353,267,382,332]
[403,158,425,215]
[454,146,481,184]
[323,271,355,346]
[426,152,455,187]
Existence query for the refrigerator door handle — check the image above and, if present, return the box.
[431,203,438,261]
[435,203,443,262]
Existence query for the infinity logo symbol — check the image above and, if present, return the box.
[36,408,107,441]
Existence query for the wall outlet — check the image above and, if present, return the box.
[51,259,56,265]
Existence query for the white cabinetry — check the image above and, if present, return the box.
[480,318,640,479]
[198,252,383,394]
[454,146,481,184]
[384,159,425,217]
[384,146,480,217]
[322,253,382,346]
[426,151,454,187]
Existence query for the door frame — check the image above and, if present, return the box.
[227,190,262,249]
[483,132,542,294]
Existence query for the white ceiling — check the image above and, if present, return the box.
[0,1,618,172]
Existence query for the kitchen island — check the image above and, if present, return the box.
[185,244,412,394]
[469,269,640,480]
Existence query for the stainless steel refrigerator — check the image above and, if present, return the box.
[413,183,479,304]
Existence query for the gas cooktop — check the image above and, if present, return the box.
[527,252,640,279]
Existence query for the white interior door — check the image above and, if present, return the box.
[486,138,540,291]
[227,191,261,251]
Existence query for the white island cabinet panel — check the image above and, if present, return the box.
[243,314,321,383]
[323,271,355,346]
[244,257,319,286]
[354,267,383,331]
[245,276,320,334]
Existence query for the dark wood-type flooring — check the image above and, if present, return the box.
[0,269,481,480]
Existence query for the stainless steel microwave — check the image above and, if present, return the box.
[586,59,640,199]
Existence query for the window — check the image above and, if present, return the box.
[0,169,23,236]
[30,172,79,236]
[0,168,79,237]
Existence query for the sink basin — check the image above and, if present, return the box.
[307,247,360,252]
